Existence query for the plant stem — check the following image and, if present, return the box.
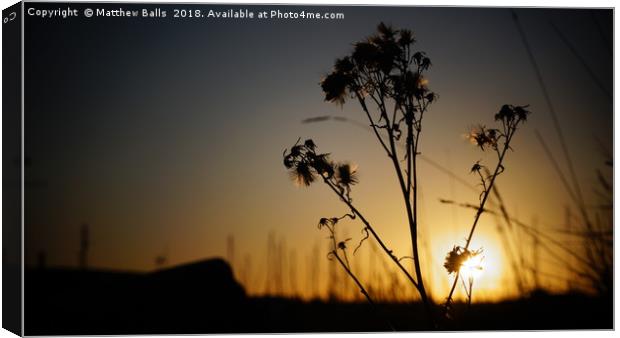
[331,251,395,331]
[410,108,432,318]
[444,131,514,309]
[467,278,473,308]
[354,92,436,328]
[324,180,419,289]
[324,179,437,329]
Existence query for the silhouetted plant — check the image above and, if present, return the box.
[325,20,435,312]
[283,22,533,328]
[443,104,531,315]
[444,246,483,308]
[319,216,371,302]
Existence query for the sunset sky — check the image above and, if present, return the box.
[24,4,612,302]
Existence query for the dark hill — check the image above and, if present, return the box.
[25,258,248,335]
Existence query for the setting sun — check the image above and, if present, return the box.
[460,253,485,280]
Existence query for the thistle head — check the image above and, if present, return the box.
[283,139,335,187]
[335,163,359,189]
[444,246,483,275]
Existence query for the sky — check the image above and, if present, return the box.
[23,4,612,302]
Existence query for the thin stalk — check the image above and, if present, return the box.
[331,251,395,331]
[550,21,612,100]
[409,118,433,322]
[385,119,436,327]
[467,278,473,308]
[512,10,594,240]
[449,200,601,279]
[323,179,420,289]
[324,222,394,330]
[445,130,514,308]
[413,104,428,274]
[354,91,435,326]
[489,183,526,294]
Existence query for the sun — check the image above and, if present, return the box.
[460,254,485,280]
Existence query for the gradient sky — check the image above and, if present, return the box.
[24,4,612,301]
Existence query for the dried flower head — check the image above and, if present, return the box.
[320,22,432,108]
[312,154,335,179]
[336,163,359,188]
[467,125,489,151]
[494,104,531,123]
[304,139,316,151]
[320,71,354,105]
[284,139,336,187]
[337,238,352,250]
[444,246,482,275]
[291,162,315,187]
[470,161,484,174]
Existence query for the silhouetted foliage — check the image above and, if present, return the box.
[289,22,440,327]
[443,104,531,315]
[284,22,534,329]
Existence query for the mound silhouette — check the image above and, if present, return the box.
[26,258,248,335]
